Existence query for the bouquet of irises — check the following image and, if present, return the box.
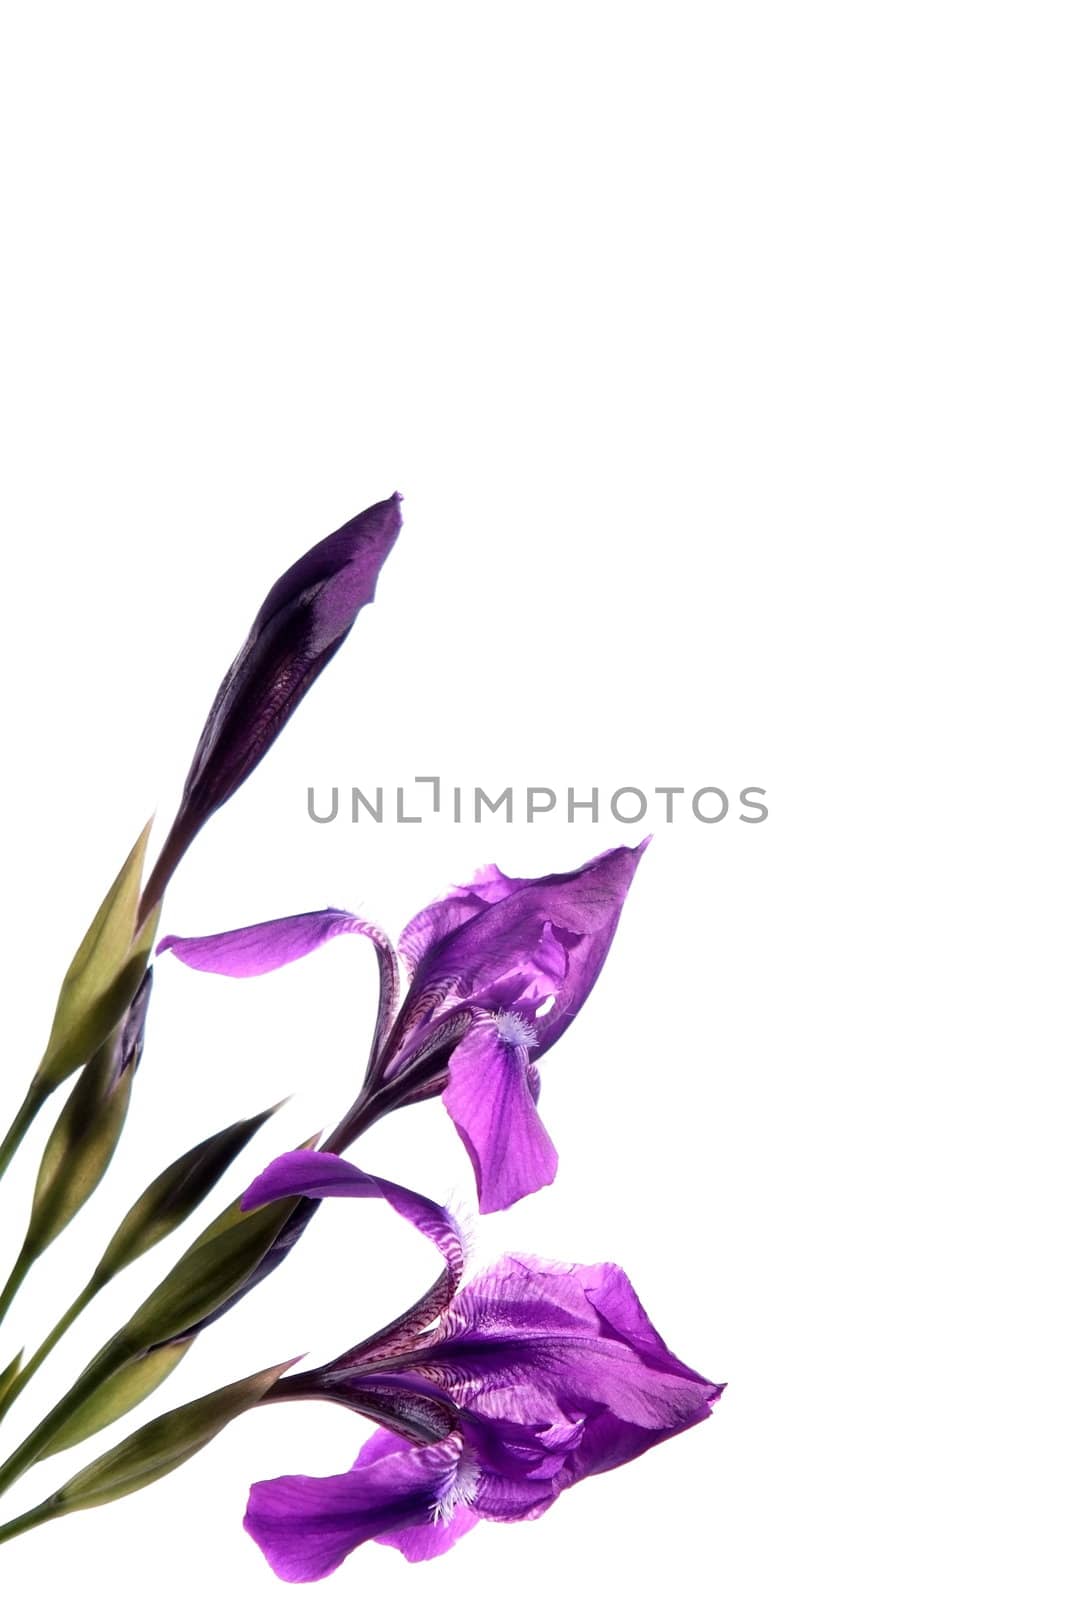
[0,497,723,1581]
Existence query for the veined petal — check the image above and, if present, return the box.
[355,1430,481,1562]
[157,907,388,979]
[335,1272,455,1367]
[157,909,399,1064]
[524,842,648,1056]
[390,842,646,1070]
[372,1005,475,1095]
[319,1373,458,1445]
[245,1432,469,1580]
[241,1150,464,1297]
[442,1018,558,1213]
[398,863,535,978]
[577,1261,714,1378]
[140,494,401,913]
[380,1506,479,1562]
[248,1251,720,1570]
[417,1255,722,1437]
[562,1396,722,1487]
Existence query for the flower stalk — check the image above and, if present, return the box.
[0,492,724,1576]
[0,1083,50,1192]
[0,1498,59,1548]
[0,1285,97,1425]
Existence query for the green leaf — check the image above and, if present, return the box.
[116,1132,317,1351]
[49,1357,295,1513]
[22,1032,135,1259]
[36,822,156,1091]
[121,1193,301,1351]
[0,1351,22,1411]
[0,1144,311,1496]
[91,1102,284,1288]
[37,1339,196,1460]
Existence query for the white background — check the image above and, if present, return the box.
[0,4,1062,1595]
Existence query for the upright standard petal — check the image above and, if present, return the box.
[397,863,535,978]
[387,841,647,1070]
[140,494,402,914]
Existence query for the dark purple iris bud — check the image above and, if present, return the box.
[140,495,402,918]
[159,842,646,1212]
[114,966,154,1086]
[239,1151,722,1579]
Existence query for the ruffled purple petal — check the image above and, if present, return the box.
[576,1261,713,1378]
[524,842,648,1056]
[389,843,646,1073]
[441,1018,558,1213]
[244,1431,468,1580]
[248,1247,720,1571]
[140,495,401,914]
[462,921,570,1017]
[561,1398,722,1487]
[397,863,535,977]
[241,1150,464,1296]
[415,1255,721,1440]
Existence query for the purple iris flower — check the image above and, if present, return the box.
[159,841,646,1212]
[139,495,402,916]
[240,1150,722,1580]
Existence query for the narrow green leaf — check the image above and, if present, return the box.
[0,1138,314,1495]
[0,1352,22,1411]
[0,1337,136,1498]
[92,1102,284,1287]
[122,1194,300,1351]
[50,1357,295,1512]
[21,966,154,1262]
[37,1339,196,1461]
[23,1037,134,1259]
[116,1132,318,1351]
[37,822,156,1091]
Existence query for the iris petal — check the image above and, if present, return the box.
[442,1021,558,1213]
[241,1150,464,1296]
[245,1432,466,1581]
[158,910,399,1067]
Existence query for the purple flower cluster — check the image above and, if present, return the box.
[236,1151,721,1578]
[146,495,723,1578]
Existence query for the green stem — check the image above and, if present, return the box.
[0,1496,61,1546]
[0,1080,52,1332]
[0,1088,386,1505]
[0,1081,49,1191]
[0,1340,129,1500]
[0,1282,97,1426]
[0,1247,35,1334]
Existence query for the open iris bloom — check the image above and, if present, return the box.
[241,1150,722,1580]
[159,840,646,1212]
